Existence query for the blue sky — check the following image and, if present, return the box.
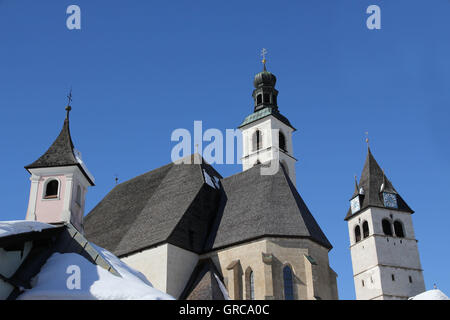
[0,1,449,300]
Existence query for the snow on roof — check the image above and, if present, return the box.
[17,252,174,300]
[409,289,449,300]
[0,221,56,239]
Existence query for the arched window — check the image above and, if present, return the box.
[252,130,262,151]
[362,221,369,238]
[245,268,255,300]
[394,220,405,238]
[257,94,262,105]
[355,225,361,243]
[382,219,393,236]
[44,180,59,199]
[283,265,294,300]
[279,131,286,152]
[75,185,82,206]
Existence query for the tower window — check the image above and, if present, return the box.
[245,268,255,300]
[362,280,365,287]
[394,220,405,238]
[75,185,82,206]
[263,93,270,103]
[362,221,369,238]
[279,131,287,152]
[44,179,59,199]
[253,130,262,151]
[382,219,393,236]
[283,265,294,300]
[257,94,262,105]
[409,276,413,283]
[391,274,395,281]
[354,225,361,243]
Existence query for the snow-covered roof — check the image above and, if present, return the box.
[0,221,56,239]
[18,245,174,300]
[409,289,449,300]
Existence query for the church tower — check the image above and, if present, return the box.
[238,52,297,185]
[24,101,95,233]
[346,147,425,300]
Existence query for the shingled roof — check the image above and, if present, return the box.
[85,156,332,256]
[179,259,228,300]
[84,154,222,257]
[208,163,332,250]
[345,148,413,220]
[25,117,94,185]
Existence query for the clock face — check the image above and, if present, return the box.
[350,197,360,214]
[383,192,398,209]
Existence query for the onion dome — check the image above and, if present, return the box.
[253,69,277,88]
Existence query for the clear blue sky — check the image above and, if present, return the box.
[1,0,449,300]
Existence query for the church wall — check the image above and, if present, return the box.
[205,237,338,300]
[120,243,198,299]
[120,244,169,293]
[34,175,66,223]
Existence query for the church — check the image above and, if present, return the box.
[15,57,430,300]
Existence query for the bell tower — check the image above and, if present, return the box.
[24,99,95,233]
[238,50,297,185]
[346,147,425,300]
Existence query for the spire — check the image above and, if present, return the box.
[345,147,413,220]
[25,100,94,186]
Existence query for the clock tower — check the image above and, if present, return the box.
[346,147,425,300]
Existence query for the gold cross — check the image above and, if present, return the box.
[261,48,268,64]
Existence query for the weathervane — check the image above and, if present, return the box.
[261,48,268,70]
[65,88,73,119]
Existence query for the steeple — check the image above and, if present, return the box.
[24,99,94,233]
[345,147,413,220]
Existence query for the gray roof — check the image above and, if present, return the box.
[84,155,222,257]
[345,148,413,220]
[85,156,332,257]
[179,259,227,300]
[25,117,94,185]
[209,163,332,250]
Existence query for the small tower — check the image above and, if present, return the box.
[346,147,425,300]
[24,101,94,233]
[238,51,297,185]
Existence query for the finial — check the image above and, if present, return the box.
[115,174,119,185]
[65,88,73,120]
[365,131,370,148]
[434,283,437,289]
[261,48,268,71]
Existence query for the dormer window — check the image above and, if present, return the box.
[382,192,398,209]
[44,179,59,199]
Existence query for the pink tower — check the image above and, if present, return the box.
[24,103,95,233]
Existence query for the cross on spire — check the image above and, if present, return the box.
[261,48,268,70]
[65,88,73,119]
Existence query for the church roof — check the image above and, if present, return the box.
[209,164,332,250]
[238,106,295,130]
[179,259,228,300]
[84,156,332,256]
[345,148,413,220]
[84,154,223,257]
[24,117,94,185]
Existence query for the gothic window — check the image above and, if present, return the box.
[283,265,294,300]
[252,130,262,151]
[362,221,369,238]
[355,225,361,243]
[245,268,255,300]
[279,131,286,152]
[394,220,405,238]
[44,179,59,199]
[263,93,270,103]
[257,94,262,105]
[382,219,393,236]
